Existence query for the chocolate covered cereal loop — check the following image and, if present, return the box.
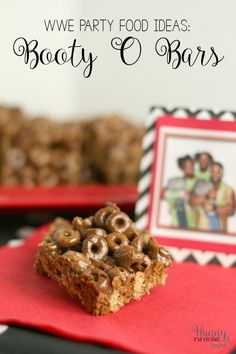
[91,260,112,273]
[105,211,131,233]
[82,235,108,261]
[63,251,91,272]
[157,247,172,268]
[53,228,81,248]
[106,232,128,252]
[49,217,70,233]
[81,228,106,240]
[94,203,120,228]
[72,216,93,233]
[108,266,130,288]
[114,245,151,272]
[42,241,59,258]
[146,238,160,260]
[103,256,116,267]
[108,266,129,281]
[125,225,140,241]
[131,235,145,252]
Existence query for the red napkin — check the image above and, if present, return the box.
[0,225,235,354]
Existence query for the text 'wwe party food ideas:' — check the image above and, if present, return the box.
[0,2,236,354]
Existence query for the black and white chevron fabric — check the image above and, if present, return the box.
[135,107,236,267]
[0,325,127,354]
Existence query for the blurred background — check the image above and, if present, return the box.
[0,0,235,227]
[0,0,235,122]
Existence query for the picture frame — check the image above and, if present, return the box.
[135,107,236,267]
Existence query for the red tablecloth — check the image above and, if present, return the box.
[0,226,235,354]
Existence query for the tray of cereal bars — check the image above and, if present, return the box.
[0,106,142,211]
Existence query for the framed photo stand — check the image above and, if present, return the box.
[135,107,236,267]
